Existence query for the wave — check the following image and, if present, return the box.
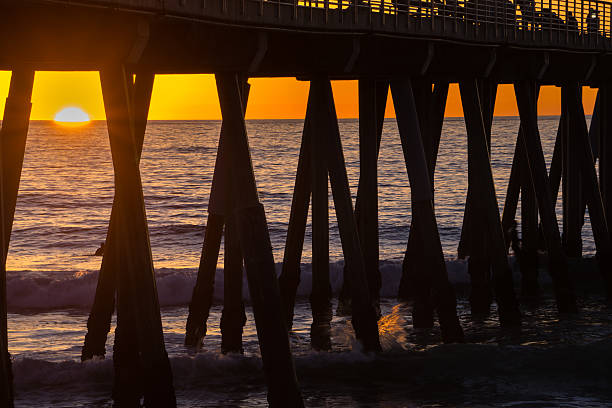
[7,255,602,312]
[12,338,612,403]
[5,259,454,311]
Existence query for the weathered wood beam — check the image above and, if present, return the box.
[0,68,35,408]
[215,73,303,407]
[459,79,521,326]
[391,78,464,342]
[312,77,382,352]
[278,96,313,330]
[184,80,249,348]
[514,80,577,313]
[100,66,176,407]
[83,72,154,361]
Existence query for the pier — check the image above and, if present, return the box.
[1,0,612,406]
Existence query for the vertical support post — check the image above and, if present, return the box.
[278,98,313,330]
[100,66,175,407]
[83,73,155,360]
[312,77,382,352]
[458,79,521,326]
[357,78,382,315]
[466,80,498,316]
[391,79,464,342]
[399,80,435,327]
[566,83,612,299]
[514,80,577,313]
[337,80,388,317]
[310,81,332,351]
[185,80,250,348]
[0,68,35,408]
[220,82,251,354]
[600,84,612,230]
[215,73,303,407]
[220,217,247,354]
[519,131,541,298]
[562,86,583,257]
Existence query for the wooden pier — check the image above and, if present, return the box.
[2,0,612,406]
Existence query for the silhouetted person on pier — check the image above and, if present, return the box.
[567,10,579,34]
[586,8,600,36]
[94,242,105,256]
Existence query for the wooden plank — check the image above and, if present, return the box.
[83,72,154,360]
[100,66,176,407]
[312,77,382,352]
[391,78,464,342]
[459,79,521,326]
[514,80,577,313]
[0,68,35,408]
[215,73,303,407]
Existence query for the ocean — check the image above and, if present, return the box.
[6,118,612,407]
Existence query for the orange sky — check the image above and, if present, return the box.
[0,71,599,120]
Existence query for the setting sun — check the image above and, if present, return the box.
[53,107,90,125]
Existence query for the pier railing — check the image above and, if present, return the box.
[247,0,612,48]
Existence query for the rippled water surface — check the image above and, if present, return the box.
[5,118,612,407]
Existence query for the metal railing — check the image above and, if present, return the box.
[250,0,612,48]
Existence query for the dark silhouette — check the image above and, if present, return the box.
[507,220,521,256]
[94,242,105,256]
[586,8,600,35]
[567,10,578,33]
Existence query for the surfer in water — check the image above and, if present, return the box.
[94,242,105,256]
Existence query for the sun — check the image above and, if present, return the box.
[54,107,91,126]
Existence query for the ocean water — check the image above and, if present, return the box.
[5,118,612,407]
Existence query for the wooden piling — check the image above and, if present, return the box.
[514,80,577,313]
[601,84,612,233]
[278,98,312,330]
[562,87,583,258]
[519,132,541,298]
[215,73,303,407]
[311,77,382,352]
[337,80,388,317]
[310,80,332,351]
[100,66,176,407]
[398,81,448,320]
[399,80,436,326]
[459,79,521,326]
[185,80,249,348]
[357,78,382,315]
[565,83,612,299]
[391,78,464,342]
[83,73,154,360]
[220,217,247,354]
[0,68,35,408]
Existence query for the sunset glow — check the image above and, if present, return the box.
[53,107,90,125]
